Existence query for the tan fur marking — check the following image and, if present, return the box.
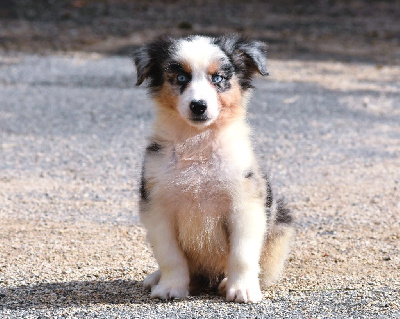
[154,83,179,110]
[207,61,220,75]
[181,61,192,74]
[215,78,245,127]
[178,212,229,279]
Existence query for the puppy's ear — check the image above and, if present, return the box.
[133,36,174,87]
[215,35,268,90]
[237,40,269,76]
[133,45,151,86]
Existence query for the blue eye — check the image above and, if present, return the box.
[177,74,187,83]
[212,74,223,84]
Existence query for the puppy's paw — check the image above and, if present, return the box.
[218,277,228,294]
[225,278,262,303]
[150,283,189,300]
[143,269,161,290]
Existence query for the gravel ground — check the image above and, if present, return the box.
[0,52,399,318]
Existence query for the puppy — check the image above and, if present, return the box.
[133,35,294,303]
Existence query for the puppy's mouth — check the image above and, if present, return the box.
[190,115,209,122]
[188,115,215,127]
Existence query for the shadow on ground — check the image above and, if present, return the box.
[1,280,146,309]
[1,279,226,310]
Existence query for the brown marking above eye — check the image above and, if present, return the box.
[207,60,234,76]
[207,61,221,76]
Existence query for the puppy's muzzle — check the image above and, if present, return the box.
[190,100,208,122]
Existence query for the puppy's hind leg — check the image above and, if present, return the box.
[260,198,294,287]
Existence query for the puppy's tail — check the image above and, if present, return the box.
[259,197,294,288]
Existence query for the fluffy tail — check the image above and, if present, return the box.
[260,197,294,288]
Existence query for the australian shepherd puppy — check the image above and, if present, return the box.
[133,35,294,303]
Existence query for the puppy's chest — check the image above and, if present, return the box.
[155,143,240,208]
[168,147,231,196]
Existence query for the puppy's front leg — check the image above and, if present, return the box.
[142,208,190,300]
[225,202,266,303]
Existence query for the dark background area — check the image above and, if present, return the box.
[1,0,399,63]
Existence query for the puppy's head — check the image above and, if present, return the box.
[134,35,268,128]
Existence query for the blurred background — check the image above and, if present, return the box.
[0,0,399,64]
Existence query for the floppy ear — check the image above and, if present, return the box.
[215,35,268,90]
[133,36,174,87]
[133,45,152,86]
[237,40,269,76]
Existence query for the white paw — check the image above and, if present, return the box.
[143,269,161,290]
[225,278,262,303]
[150,283,189,300]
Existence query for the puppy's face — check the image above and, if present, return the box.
[134,35,268,128]
[166,37,236,127]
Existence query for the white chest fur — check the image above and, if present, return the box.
[149,123,255,214]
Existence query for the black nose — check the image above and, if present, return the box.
[190,100,207,115]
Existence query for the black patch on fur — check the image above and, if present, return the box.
[220,63,235,79]
[264,176,274,224]
[146,142,162,153]
[214,77,232,93]
[276,197,293,225]
[265,178,273,208]
[213,35,268,91]
[166,61,186,74]
[139,169,148,201]
[133,36,175,94]
[245,171,254,179]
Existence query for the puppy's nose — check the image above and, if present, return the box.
[190,100,207,115]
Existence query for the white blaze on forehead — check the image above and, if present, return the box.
[173,37,225,127]
[174,36,227,72]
